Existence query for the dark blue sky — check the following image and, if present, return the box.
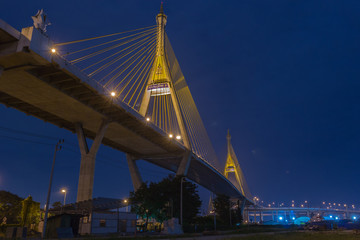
[1,0,360,209]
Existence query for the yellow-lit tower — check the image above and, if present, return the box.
[224,130,252,198]
[139,3,190,149]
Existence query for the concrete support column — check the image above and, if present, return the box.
[76,119,110,202]
[240,200,246,222]
[176,151,192,176]
[126,154,143,191]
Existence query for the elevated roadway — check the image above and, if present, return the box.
[0,19,252,203]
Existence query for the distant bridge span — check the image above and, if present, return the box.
[0,16,252,205]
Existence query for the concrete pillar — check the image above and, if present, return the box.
[126,154,143,191]
[240,200,246,222]
[76,119,110,202]
[176,151,192,176]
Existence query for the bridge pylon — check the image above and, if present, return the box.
[128,4,193,191]
[224,130,252,199]
[138,4,190,149]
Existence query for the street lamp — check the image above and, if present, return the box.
[61,189,67,206]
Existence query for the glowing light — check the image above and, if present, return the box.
[169,134,173,138]
[51,48,56,53]
[279,216,283,220]
[353,216,357,220]
[146,117,150,122]
[292,217,296,220]
[335,217,339,220]
[124,199,128,203]
[330,215,333,218]
[176,135,181,140]
[111,91,116,97]
[61,189,66,193]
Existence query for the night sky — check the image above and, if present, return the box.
[1,0,360,210]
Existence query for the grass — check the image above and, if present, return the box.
[225,232,360,240]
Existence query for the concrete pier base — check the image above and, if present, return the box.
[176,151,191,176]
[76,119,109,202]
[127,154,143,191]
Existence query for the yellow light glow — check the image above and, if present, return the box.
[51,48,56,53]
[176,135,181,140]
[124,199,128,203]
[111,91,116,97]
[146,117,150,122]
[169,134,173,138]
[61,189,66,193]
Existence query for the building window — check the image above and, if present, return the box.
[99,219,106,227]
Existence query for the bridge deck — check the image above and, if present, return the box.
[0,20,251,201]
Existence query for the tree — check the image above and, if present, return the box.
[0,191,23,224]
[213,195,244,228]
[213,194,230,225]
[130,175,202,229]
[52,201,62,209]
[20,196,40,228]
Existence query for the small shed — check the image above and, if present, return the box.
[49,197,136,236]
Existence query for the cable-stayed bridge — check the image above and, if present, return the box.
[0,6,253,206]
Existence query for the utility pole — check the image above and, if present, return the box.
[42,139,64,238]
[213,193,216,231]
[180,176,185,225]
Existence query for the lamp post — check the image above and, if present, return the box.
[42,139,64,238]
[124,199,129,212]
[61,189,67,206]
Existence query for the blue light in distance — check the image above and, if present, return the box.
[353,216,357,220]
[279,216,283,221]
[292,217,296,220]
[330,215,333,218]
[335,217,339,220]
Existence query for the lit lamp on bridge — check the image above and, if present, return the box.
[110,91,116,97]
[146,117,150,122]
[176,135,181,140]
[169,134,173,138]
[51,48,56,53]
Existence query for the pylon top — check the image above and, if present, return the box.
[227,129,231,141]
[159,2,164,14]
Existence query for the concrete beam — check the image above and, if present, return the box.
[126,154,143,191]
[76,119,110,202]
[176,151,192,176]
